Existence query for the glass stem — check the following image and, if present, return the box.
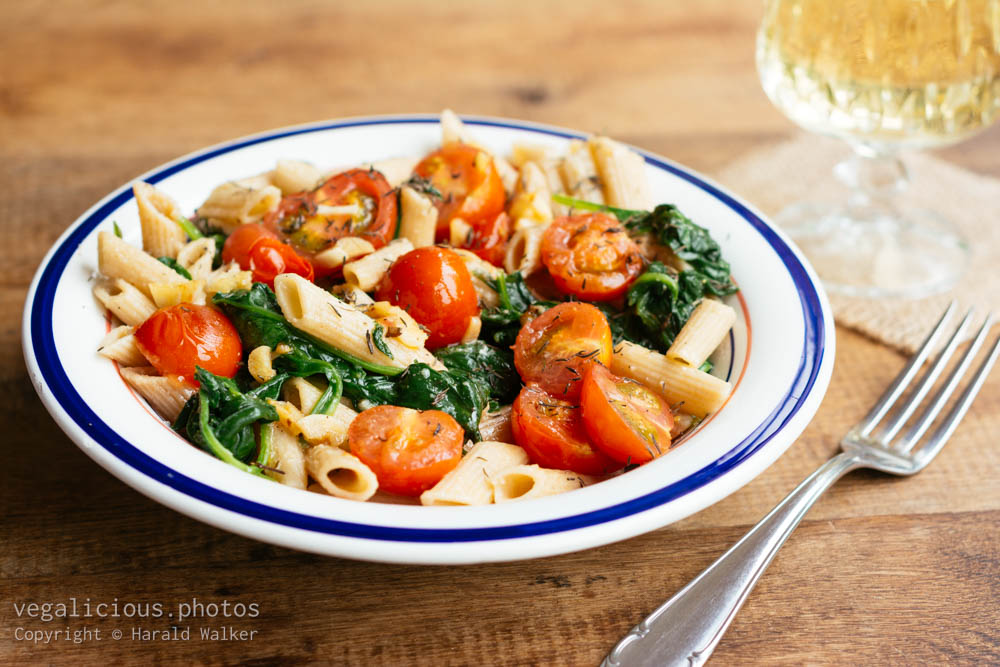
[833,146,909,209]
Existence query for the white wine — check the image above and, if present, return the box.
[758,0,1000,149]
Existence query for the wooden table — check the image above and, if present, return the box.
[4,1,998,664]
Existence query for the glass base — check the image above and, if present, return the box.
[776,200,970,299]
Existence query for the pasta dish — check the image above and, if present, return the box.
[93,111,739,506]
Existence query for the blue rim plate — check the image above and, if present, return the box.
[22,115,834,564]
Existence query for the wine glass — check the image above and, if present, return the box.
[757,0,1000,298]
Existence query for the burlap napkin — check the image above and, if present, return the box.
[715,133,1000,353]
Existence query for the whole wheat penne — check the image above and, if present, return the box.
[97,232,187,298]
[134,182,187,259]
[343,238,413,291]
[176,237,217,279]
[559,139,605,204]
[273,273,442,371]
[398,186,438,248]
[504,225,546,276]
[492,464,590,502]
[264,423,308,489]
[195,182,282,232]
[441,108,473,145]
[306,445,378,501]
[667,299,737,368]
[420,441,530,506]
[119,366,196,422]
[98,326,148,367]
[589,136,652,210]
[272,159,322,194]
[611,341,732,418]
[313,236,375,272]
[93,277,157,326]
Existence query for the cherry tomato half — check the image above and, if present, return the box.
[412,142,505,240]
[222,223,314,287]
[375,246,480,349]
[458,211,511,267]
[511,384,618,475]
[348,405,463,496]
[263,168,398,276]
[580,363,675,464]
[513,302,613,399]
[134,303,242,387]
[541,213,643,301]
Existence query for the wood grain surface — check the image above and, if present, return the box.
[3,1,999,665]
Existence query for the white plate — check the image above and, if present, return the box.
[22,114,834,564]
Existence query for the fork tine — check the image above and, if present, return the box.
[877,308,974,443]
[897,316,994,453]
[857,300,957,438]
[913,333,1000,465]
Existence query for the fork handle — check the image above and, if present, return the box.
[604,451,863,667]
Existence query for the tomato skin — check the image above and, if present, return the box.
[513,302,613,399]
[459,211,511,267]
[348,405,463,496]
[580,363,675,464]
[511,385,618,475]
[375,247,479,349]
[222,223,315,287]
[264,168,397,277]
[541,213,643,301]
[412,143,505,239]
[134,303,242,387]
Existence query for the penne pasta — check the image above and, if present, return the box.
[272,159,322,194]
[176,237,217,280]
[306,445,379,501]
[273,273,442,371]
[264,423,308,489]
[119,366,196,422]
[492,464,590,502]
[667,299,737,368]
[441,108,473,145]
[611,341,733,418]
[133,182,187,259]
[589,136,652,210]
[98,326,148,367]
[313,236,375,272]
[559,139,605,204]
[342,238,413,291]
[97,232,188,299]
[420,441,530,506]
[508,161,553,225]
[398,185,438,248]
[504,225,546,276]
[93,277,157,326]
[281,376,327,414]
[195,182,282,233]
[450,217,474,249]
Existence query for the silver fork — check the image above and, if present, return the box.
[604,302,1000,667]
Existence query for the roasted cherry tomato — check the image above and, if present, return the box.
[222,223,314,287]
[412,142,505,239]
[580,363,675,464]
[375,246,479,349]
[511,384,618,475]
[134,303,242,387]
[459,211,511,267]
[513,302,613,399]
[348,405,463,496]
[263,168,397,276]
[541,213,643,301]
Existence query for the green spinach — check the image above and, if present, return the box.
[157,256,193,280]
